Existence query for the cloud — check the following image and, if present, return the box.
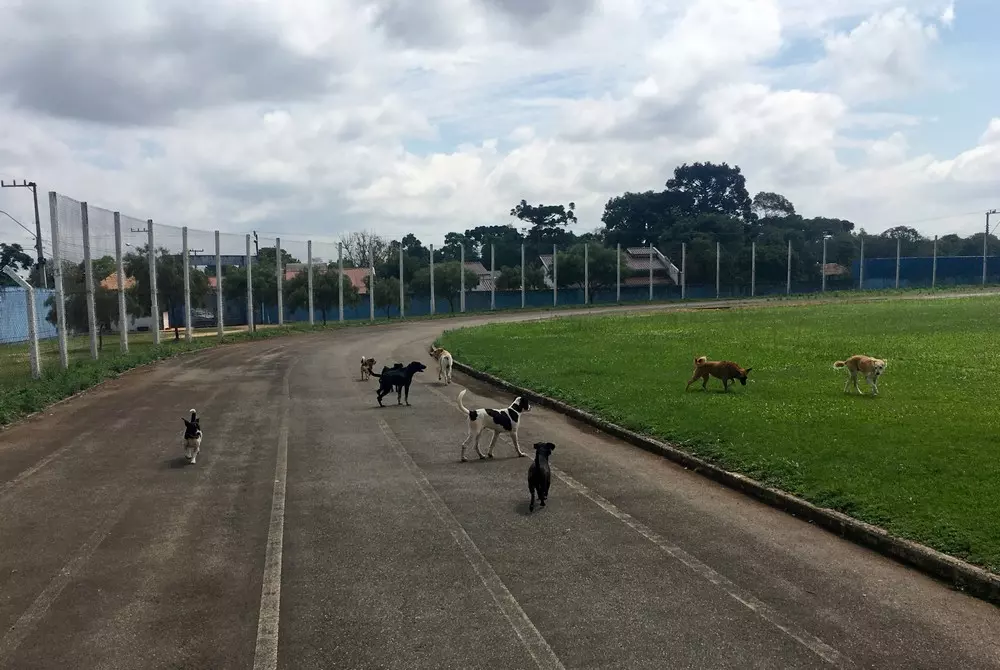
[1,0,998,259]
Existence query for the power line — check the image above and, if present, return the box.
[0,208,36,238]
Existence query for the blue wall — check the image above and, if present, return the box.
[852,255,1000,289]
[0,287,59,344]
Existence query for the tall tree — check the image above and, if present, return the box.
[463,225,524,267]
[124,245,210,340]
[665,162,754,222]
[601,190,695,248]
[339,231,390,269]
[370,275,404,318]
[44,255,136,350]
[0,242,34,286]
[751,191,796,219]
[510,200,578,251]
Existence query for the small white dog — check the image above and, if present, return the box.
[429,345,454,384]
[182,409,203,464]
[457,389,531,462]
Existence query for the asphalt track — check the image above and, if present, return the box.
[2,300,1000,669]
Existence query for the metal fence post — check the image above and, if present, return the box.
[681,243,686,300]
[786,239,792,295]
[896,237,903,288]
[276,237,283,326]
[459,243,465,313]
[216,231,224,338]
[859,235,865,290]
[751,240,756,297]
[821,236,828,293]
[245,234,254,333]
[520,244,525,308]
[399,243,405,318]
[306,240,314,325]
[552,244,558,306]
[429,244,435,315]
[715,241,721,299]
[337,242,344,322]
[3,267,40,378]
[48,192,69,368]
[490,243,496,310]
[584,243,589,305]
[80,201,99,359]
[932,235,938,288]
[148,220,160,345]
[113,212,129,353]
[616,243,621,303]
[182,226,192,342]
[648,242,654,301]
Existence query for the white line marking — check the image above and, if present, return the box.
[551,467,854,668]
[376,419,565,670]
[0,493,134,663]
[252,362,294,670]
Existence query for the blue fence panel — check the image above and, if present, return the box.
[0,287,58,344]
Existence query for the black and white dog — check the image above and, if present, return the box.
[528,442,556,512]
[182,409,203,464]
[457,389,531,461]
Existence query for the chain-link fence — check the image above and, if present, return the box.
[3,189,999,386]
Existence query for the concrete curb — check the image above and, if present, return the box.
[451,360,1000,608]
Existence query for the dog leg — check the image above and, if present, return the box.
[486,430,500,459]
[460,432,472,462]
[473,429,487,460]
[404,384,410,406]
[854,373,863,395]
[723,378,730,392]
[510,431,527,458]
[529,485,536,512]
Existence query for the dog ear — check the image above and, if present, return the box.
[745,367,753,374]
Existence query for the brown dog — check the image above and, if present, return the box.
[834,355,886,396]
[360,356,377,381]
[686,356,752,392]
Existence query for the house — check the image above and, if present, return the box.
[537,246,681,288]
[822,263,850,277]
[463,261,496,292]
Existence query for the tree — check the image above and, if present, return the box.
[493,264,547,291]
[409,262,480,312]
[463,224,525,267]
[751,191,796,219]
[282,265,357,324]
[44,255,136,350]
[0,242,34,286]
[124,245,210,340]
[440,232,471,262]
[371,275,405,318]
[339,231,390,269]
[601,190,694,248]
[548,244,630,302]
[257,246,300,267]
[665,162,754,222]
[510,200,578,251]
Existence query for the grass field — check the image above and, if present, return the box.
[438,295,1000,573]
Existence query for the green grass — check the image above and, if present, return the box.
[438,295,1000,573]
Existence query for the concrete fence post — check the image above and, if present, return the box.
[113,212,129,353]
[80,201,99,359]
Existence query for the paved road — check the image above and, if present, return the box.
[2,302,1000,669]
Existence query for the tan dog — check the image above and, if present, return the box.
[834,355,886,396]
[429,345,454,384]
[360,356,377,381]
[686,356,752,392]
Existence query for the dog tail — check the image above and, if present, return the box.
[457,389,471,415]
[833,360,846,369]
[189,409,197,420]
[695,356,708,366]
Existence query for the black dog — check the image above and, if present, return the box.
[528,442,555,512]
[373,361,427,406]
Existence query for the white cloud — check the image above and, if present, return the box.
[1,0,998,260]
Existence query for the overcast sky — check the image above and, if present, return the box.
[1,0,998,259]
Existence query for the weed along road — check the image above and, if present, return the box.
[1,305,1000,669]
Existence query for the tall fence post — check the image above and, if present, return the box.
[368,258,375,322]
[648,242,654,301]
[786,239,792,295]
[276,237,284,326]
[399,243,405,318]
[148,220,160,345]
[182,226,192,342]
[429,244,435,315]
[3,267,40,378]
[490,243,496,310]
[715,241,721,299]
[459,243,465,313]
[751,240,756,297]
[681,243,686,300]
[245,234,254,333]
[552,244,558,306]
[616,243,621,303]
[113,212,129,353]
[584,243,590,305]
[215,231,224,338]
[337,242,344,323]
[821,236,828,293]
[80,202,98,359]
[932,235,938,288]
[520,243,525,309]
[983,211,990,286]
[896,237,903,288]
[859,235,865,290]
[306,240,314,326]
[48,192,69,369]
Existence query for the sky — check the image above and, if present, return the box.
[1,0,999,261]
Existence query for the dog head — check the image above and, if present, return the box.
[533,442,555,459]
[872,359,886,376]
[511,396,532,413]
[737,367,753,386]
[429,345,443,359]
[182,408,199,431]
[405,361,427,375]
[362,357,376,369]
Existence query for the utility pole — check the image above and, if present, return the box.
[253,231,260,256]
[985,209,998,286]
[1,179,46,288]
